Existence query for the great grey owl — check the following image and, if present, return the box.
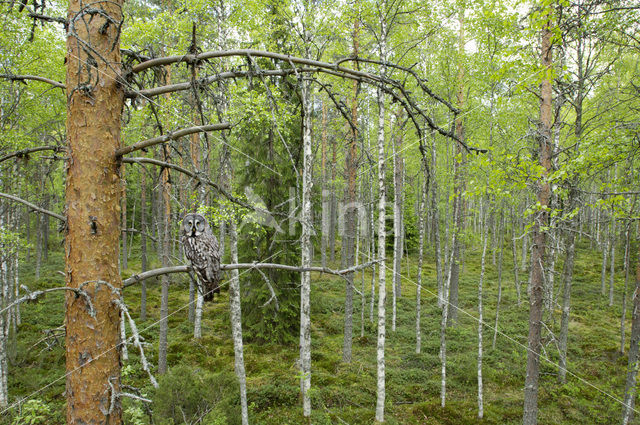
[181,213,221,301]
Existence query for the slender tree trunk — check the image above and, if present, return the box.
[121,165,128,270]
[42,194,49,262]
[374,35,388,419]
[620,222,631,354]
[621,222,640,425]
[441,198,458,408]
[35,206,42,280]
[432,136,444,309]
[228,220,249,425]
[391,108,404,333]
[158,147,172,375]
[602,224,609,296]
[321,101,328,267]
[610,220,616,307]
[511,208,521,305]
[478,200,489,419]
[329,132,337,263]
[448,7,466,327]
[369,167,376,323]
[0,207,8,408]
[558,203,577,384]
[64,0,125,418]
[140,168,147,322]
[493,209,505,349]
[523,10,553,424]
[416,152,428,354]
[342,14,360,362]
[299,77,313,421]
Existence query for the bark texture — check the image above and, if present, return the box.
[523,10,553,425]
[64,0,125,420]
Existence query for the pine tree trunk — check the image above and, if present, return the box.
[523,11,553,424]
[64,0,125,418]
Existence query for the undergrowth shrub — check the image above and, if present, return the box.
[152,365,240,425]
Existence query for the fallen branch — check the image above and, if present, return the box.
[115,123,231,156]
[0,192,66,222]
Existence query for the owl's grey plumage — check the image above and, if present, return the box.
[181,213,221,302]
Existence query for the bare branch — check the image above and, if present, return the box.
[125,68,314,99]
[115,123,230,157]
[27,12,67,25]
[0,145,64,163]
[121,157,256,212]
[123,261,380,288]
[0,74,65,90]
[0,191,65,222]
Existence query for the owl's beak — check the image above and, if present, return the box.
[191,226,196,236]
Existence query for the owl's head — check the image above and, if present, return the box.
[182,213,209,237]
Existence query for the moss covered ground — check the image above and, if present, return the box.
[3,237,636,424]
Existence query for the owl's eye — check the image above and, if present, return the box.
[188,220,192,226]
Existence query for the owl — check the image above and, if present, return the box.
[181,213,221,301]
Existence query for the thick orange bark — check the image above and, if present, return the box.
[64,0,125,422]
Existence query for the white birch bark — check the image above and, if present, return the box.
[601,227,609,296]
[0,211,8,407]
[431,137,444,309]
[193,287,204,339]
[493,210,504,349]
[228,220,249,425]
[299,77,313,419]
[620,223,631,354]
[441,197,457,408]
[374,81,387,425]
[391,126,400,333]
[610,220,616,307]
[478,204,489,419]
[120,310,128,361]
[415,157,427,354]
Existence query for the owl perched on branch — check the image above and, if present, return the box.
[181,213,221,301]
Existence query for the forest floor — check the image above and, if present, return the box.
[2,237,635,425]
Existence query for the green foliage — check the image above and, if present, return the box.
[11,400,55,425]
[152,366,240,425]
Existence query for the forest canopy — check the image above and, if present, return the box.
[0,0,639,424]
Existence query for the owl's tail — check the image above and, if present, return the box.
[203,265,221,302]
